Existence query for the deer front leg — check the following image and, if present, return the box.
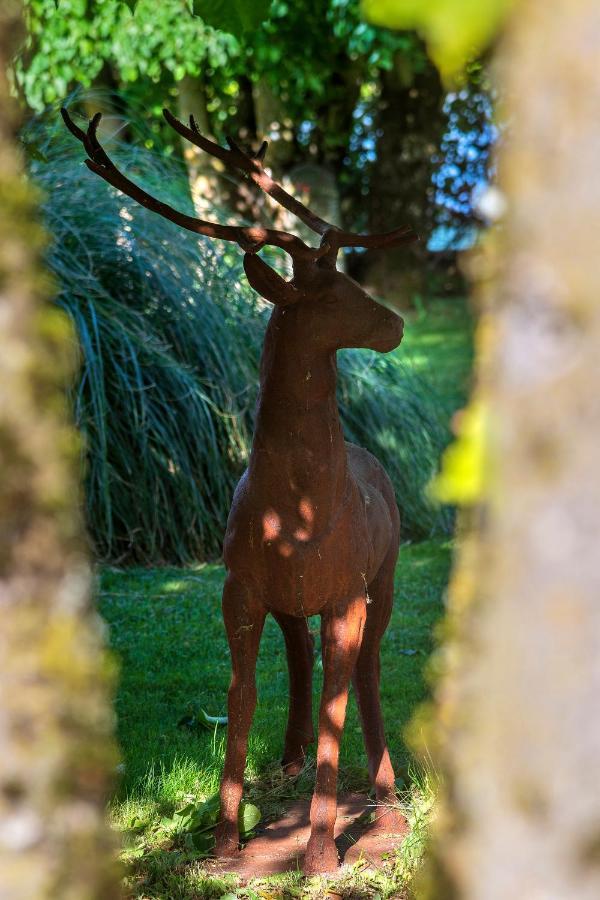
[215,575,266,859]
[304,595,366,875]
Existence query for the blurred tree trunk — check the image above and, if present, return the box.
[426,0,600,897]
[354,48,445,300]
[0,2,120,897]
[177,74,229,216]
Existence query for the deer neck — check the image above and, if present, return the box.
[249,305,348,531]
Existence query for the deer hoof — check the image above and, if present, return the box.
[303,834,339,875]
[369,807,407,835]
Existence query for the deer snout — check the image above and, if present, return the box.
[371,310,403,352]
[393,313,405,341]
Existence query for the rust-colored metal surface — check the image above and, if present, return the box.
[63,107,415,875]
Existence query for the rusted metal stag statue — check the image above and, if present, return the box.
[63,107,416,874]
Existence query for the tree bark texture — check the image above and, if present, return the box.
[427,1,600,897]
[177,74,230,217]
[0,3,120,897]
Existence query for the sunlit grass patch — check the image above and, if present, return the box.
[117,766,437,898]
[399,297,475,413]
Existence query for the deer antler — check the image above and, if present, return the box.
[324,224,418,252]
[60,108,327,261]
[162,108,418,254]
[163,109,333,237]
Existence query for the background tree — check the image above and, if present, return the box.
[0,1,120,895]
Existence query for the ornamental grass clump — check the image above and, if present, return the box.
[24,108,451,564]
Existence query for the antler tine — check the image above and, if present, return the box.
[61,106,86,142]
[165,108,244,168]
[163,107,333,237]
[84,112,113,169]
[325,224,419,252]
[253,140,268,163]
[61,107,323,260]
[225,134,245,155]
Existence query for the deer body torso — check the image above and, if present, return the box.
[224,444,397,617]
[223,304,398,616]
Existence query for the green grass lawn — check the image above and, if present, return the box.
[100,540,450,898]
[97,297,473,898]
[400,296,474,413]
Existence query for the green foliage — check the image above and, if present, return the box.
[18,0,448,247]
[337,348,453,537]
[191,0,271,37]
[156,793,260,855]
[18,0,423,131]
[101,540,450,895]
[19,0,238,110]
[53,0,271,31]
[25,108,453,564]
[362,0,514,80]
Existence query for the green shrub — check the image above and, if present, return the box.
[25,107,450,564]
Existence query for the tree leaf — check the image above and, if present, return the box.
[173,803,196,820]
[174,793,220,832]
[239,801,261,836]
[121,0,140,14]
[191,829,215,853]
[429,399,488,505]
[362,0,514,81]
[191,0,271,37]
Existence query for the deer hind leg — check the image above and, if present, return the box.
[272,611,315,776]
[303,595,366,875]
[215,575,266,859]
[352,555,406,834]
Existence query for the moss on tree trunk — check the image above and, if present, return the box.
[0,2,120,896]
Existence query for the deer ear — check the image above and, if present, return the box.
[243,253,304,306]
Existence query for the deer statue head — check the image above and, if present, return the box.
[61,107,415,356]
[62,105,415,876]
